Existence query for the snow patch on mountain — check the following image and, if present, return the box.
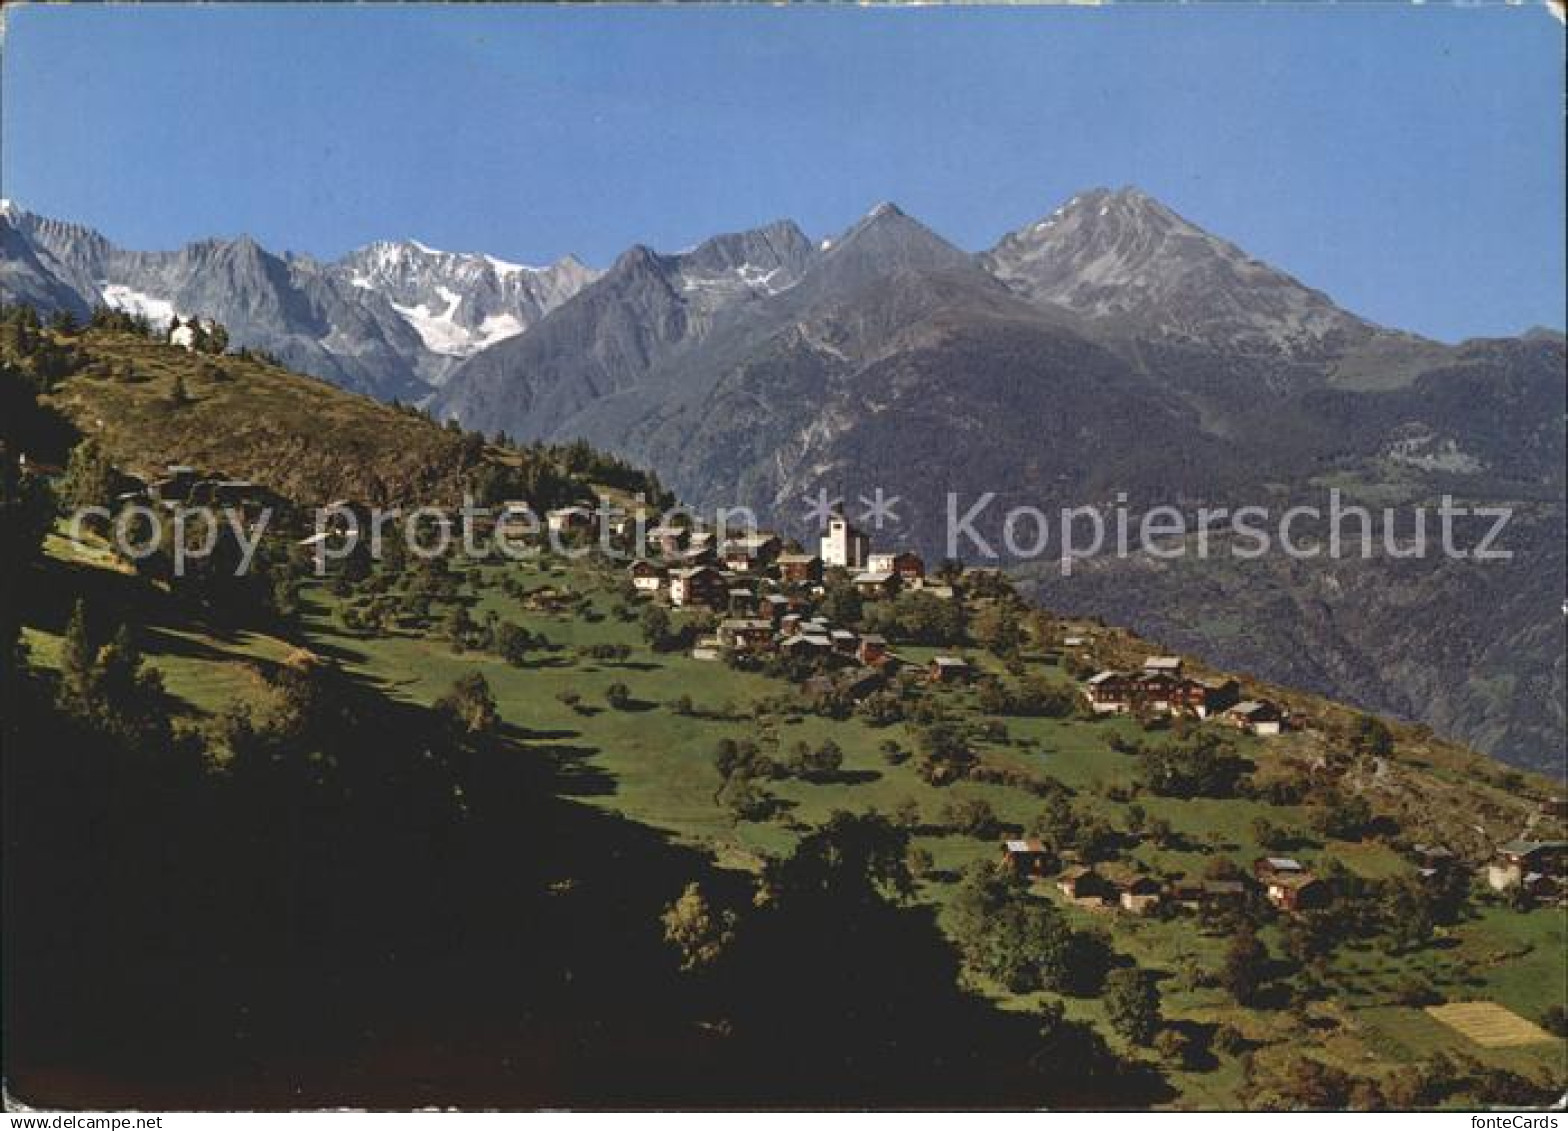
[100,282,179,326]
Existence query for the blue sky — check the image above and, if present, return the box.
[3,4,1563,342]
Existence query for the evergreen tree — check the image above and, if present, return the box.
[59,598,98,714]
[1103,967,1162,1046]
[58,437,118,517]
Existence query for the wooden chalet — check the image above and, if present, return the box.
[1001,839,1053,877]
[668,565,727,608]
[774,552,823,584]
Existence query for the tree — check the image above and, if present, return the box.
[170,372,191,405]
[604,681,632,710]
[1221,925,1270,1006]
[792,738,844,781]
[1103,967,1162,1046]
[639,603,673,650]
[435,672,499,737]
[941,796,1000,838]
[1348,714,1394,758]
[661,882,736,973]
[1378,874,1436,953]
[493,621,531,666]
[971,602,1025,656]
[57,438,118,518]
[58,598,98,713]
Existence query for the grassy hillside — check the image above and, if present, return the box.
[7,315,1564,1109]
[18,521,1566,1108]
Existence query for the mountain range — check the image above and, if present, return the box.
[3,190,1563,771]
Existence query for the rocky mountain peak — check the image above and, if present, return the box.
[982,186,1376,357]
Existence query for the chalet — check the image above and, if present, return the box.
[1056,866,1112,904]
[1001,839,1053,878]
[546,505,597,535]
[1254,857,1326,911]
[928,656,974,684]
[646,525,690,556]
[867,550,926,583]
[718,618,777,652]
[1062,636,1088,649]
[783,632,836,656]
[1264,872,1326,912]
[1118,876,1165,916]
[1253,856,1305,881]
[1410,844,1458,882]
[721,533,782,572]
[1143,656,1184,676]
[852,570,899,599]
[759,594,791,622]
[780,614,804,636]
[496,502,540,540]
[668,565,727,609]
[627,560,666,595]
[820,512,870,570]
[1487,840,1568,892]
[688,530,718,554]
[774,552,823,584]
[1083,669,1236,718]
[1228,699,1286,736]
[727,588,761,617]
[857,634,890,665]
[691,637,724,662]
[829,629,860,656]
[916,582,958,600]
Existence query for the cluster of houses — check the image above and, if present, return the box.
[1001,834,1566,919]
[630,512,949,611]
[628,512,977,691]
[1001,841,1328,915]
[113,463,275,516]
[1082,655,1288,736]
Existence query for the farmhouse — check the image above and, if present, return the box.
[668,565,727,608]
[927,656,974,684]
[1228,699,1286,735]
[852,570,899,599]
[546,505,597,535]
[867,550,925,582]
[1118,876,1165,915]
[1143,656,1184,676]
[1486,840,1568,892]
[1001,839,1053,877]
[1254,857,1326,911]
[627,560,666,594]
[721,533,782,572]
[717,618,776,652]
[646,524,690,556]
[829,629,860,655]
[856,634,889,665]
[1082,669,1236,718]
[1056,866,1113,905]
[775,552,823,584]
